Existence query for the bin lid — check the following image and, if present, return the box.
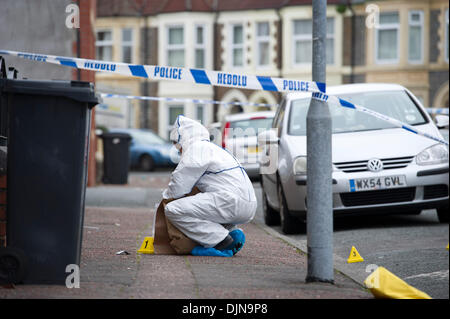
[101,132,132,140]
[0,79,99,108]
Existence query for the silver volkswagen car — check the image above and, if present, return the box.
[258,83,449,234]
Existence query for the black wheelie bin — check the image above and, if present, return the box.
[101,132,131,185]
[0,73,99,285]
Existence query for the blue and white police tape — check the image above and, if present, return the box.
[99,93,278,109]
[426,108,449,115]
[1,49,446,146]
[0,49,325,94]
[312,92,449,146]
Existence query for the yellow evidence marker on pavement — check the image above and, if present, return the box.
[347,246,364,263]
[138,237,154,254]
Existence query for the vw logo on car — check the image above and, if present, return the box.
[367,158,383,172]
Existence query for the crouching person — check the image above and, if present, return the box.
[162,115,257,256]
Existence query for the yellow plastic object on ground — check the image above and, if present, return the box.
[347,246,364,263]
[364,266,432,299]
[138,236,155,254]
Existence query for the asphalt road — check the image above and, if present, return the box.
[86,170,449,299]
[252,182,449,299]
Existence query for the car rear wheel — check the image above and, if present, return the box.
[262,187,280,226]
[140,154,155,171]
[278,182,304,234]
[437,205,449,223]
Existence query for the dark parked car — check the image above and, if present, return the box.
[109,128,179,171]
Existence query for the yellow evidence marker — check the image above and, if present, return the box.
[347,246,364,263]
[138,237,154,254]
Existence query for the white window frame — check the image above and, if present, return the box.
[229,23,245,68]
[255,21,271,68]
[408,10,424,64]
[291,18,335,66]
[375,12,400,65]
[166,25,185,67]
[121,28,133,63]
[292,19,312,67]
[194,24,207,69]
[95,29,113,61]
[445,8,449,63]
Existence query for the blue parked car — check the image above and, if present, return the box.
[109,128,179,171]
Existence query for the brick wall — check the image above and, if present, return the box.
[77,0,97,187]
[343,15,366,84]
[429,10,441,64]
[140,26,159,131]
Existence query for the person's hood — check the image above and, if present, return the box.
[169,115,210,150]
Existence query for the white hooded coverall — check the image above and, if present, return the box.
[162,115,257,248]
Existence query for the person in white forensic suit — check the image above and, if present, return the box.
[162,115,257,255]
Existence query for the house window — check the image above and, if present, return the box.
[293,19,312,64]
[293,18,334,65]
[167,26,184,67]
[196,105,205,124]
[167,105,184,139]
[195,25,206,68]
[376,12,400,63]
[96,30,113,61]
[256,22,270,67]
[408,11,423,63]
[122,28,133,63]
[231,24,244,67]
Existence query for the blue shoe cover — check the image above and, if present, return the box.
[224,229,246,255]
[191,246,233,257]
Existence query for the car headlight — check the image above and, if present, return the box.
[416,144,449,166]
[293,156,307,175]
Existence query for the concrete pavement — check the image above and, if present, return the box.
[0,172,372,300]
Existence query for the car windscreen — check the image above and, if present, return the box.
[229,118,274,137]
[288,90,428,135]
[132,131,166,145]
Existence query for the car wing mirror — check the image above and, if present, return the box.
[435,115,449,129]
